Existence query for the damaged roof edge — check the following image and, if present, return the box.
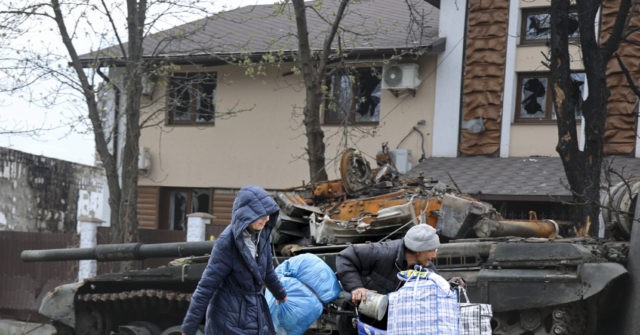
[77,38,447,68]
[471,193,574,203]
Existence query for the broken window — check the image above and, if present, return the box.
[324,67,381,125]
[161,188,212,231]
[515,72,586,123]
[520,8,579,44]
[167,72,216,125]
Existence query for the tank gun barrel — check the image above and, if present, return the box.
[21,240,215,262]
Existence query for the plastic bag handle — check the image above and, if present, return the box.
[458,286,470,303]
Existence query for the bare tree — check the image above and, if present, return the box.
[549,2,640,333]
[0,1,213,249]
[290,0,349,183]
[549,0,634,235]
[288,0,436,183]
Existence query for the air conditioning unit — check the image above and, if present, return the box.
[138,147,151,174]
[381,63,421,90]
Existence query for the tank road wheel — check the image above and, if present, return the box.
[492,302,591,335]
[75,304,111,335]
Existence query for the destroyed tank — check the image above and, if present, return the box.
[21,241,217,335]
[21,148,638,335]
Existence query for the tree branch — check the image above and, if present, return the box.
[615,53,640,97]
[602,0,632,59]
[320,0,349,68]
[101,0,127,59]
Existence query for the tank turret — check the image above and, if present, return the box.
[22,240,218,335]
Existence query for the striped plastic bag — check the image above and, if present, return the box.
[458,287,492,335]
[357,317,387,335]
[387,269,460,335]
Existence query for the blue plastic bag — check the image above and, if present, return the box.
[275,253,342,303]
[266,276,323,335]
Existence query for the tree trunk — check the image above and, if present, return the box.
[551,1,640,332]
[117,0,146,243]
[304,89,328,183]
[551,0,607,236]
[49,0,126,243]
[53,0,146,247]
[291,0,348,183]
[292,0,328,183]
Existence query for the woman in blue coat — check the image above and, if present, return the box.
[181,185,287,335]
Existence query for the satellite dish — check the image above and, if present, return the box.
[383,65,403,87]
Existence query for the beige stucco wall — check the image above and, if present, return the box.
[508,2,584,157]
[519,0,550,8]
[509,44,583,157]
[509,123,583,157]
[509,124,559,156]
[515,45,584,71]
[520,0,579,7]
[138,56,437,189]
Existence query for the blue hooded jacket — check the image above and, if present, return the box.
[181,185,287,335]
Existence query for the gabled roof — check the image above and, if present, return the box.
[81,0,443,66]
[406,156,640,201]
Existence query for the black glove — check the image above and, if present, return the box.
[448,276,465,288]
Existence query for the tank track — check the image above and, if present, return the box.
[78,289,192,303]
[75,289,192,335]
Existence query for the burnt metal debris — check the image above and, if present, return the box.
[273,146,568,257]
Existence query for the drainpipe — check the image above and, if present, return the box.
[499,0,520,158]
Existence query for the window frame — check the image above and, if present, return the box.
[520,7,580,45]
[515,72,586,124]
[167,72,217,126]
[323,66,382,126]
[159,187,212,231]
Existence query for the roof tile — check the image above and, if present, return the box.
[84,0,441,62]
[406,156,640,199]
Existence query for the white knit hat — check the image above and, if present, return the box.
[403,224,440,252]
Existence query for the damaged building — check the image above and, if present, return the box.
[0,147,108,233]
[80,0,639,237]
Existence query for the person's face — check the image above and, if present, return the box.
[249,216,269,231]
[406,249,438,268]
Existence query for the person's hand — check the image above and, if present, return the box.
[449,276,465,288]
[351,288,369,304]
[276,295,287,305]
